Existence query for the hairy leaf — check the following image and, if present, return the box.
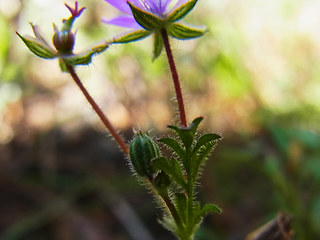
[159,137,186,165]
[152,157,187,190]
[168,117,203,150]
[174,193,188,224]
[193,133,221,154]
[194,203,221,225]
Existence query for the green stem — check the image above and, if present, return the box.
[161,28,187,127]
[162,193,183,230]
[145,179,183,230]
[187,177,194,235]
[66,64,129,155]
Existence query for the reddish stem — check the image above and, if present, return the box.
[161,29,187,127]
[66,64,129,155]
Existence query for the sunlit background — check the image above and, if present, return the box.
[1,0,320,239]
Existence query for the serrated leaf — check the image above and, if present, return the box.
[159,137,186,165]
[167,23,206,40]
[128,2,164,30]
[167,0,198,23]
[174,193,187,224]
[62,43,109,66]
[113,30,151,43]
[16,32,57,59]
[168,117,203,150]
[153,31,163,60]
[193,133,221,154]
[152,157,187,190]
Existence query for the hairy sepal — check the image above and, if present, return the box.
[167,23,206,40]
[166,0,198,23]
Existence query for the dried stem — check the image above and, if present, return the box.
[161,29,187,127]
[66,64,129,155]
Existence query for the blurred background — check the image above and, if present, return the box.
[1,0,320,239]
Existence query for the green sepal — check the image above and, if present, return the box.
[153,31,163,60]
[166,0,198,23]
[193,133,221,154]
[59,58,68,72]
[194,203,222,225]
[174,193,188,224]
[152,157,187,190]
[112,30,151,44]
[159,137,186,166]
[62,43,109,66]
[167,23,206,40]
[168,117,203,150]
[16,32,57,59]
[61,16,75,32]
[127,2,164,30]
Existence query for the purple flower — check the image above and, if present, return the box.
[103,0,189,29]
[103,0,205,58]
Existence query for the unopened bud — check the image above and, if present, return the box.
[129,132,161,178]
[53,30,75,53]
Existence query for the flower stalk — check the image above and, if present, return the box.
[66,64,129,155]
[161,28,187,127]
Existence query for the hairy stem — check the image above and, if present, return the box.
[66,64,129,155]
[162,193,183,230]
[161,29,187,127]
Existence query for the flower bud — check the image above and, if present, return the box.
[53,30,75,53]
[129,132,161,178]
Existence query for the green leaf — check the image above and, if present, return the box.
[128,2,164,30]
[152,157,187,190]
[159,137,186,165]
[201,203,222,215]
[167,23,206,40]
[112,30,151,43]
[166,0,198,23]
[174,193,188,224]
[168,117,203,149]
[62,43,109,66]
[198,203,222,222]
[153,31,163,60]
[16,32,57,59]
[194,204,221,224]
[193,133,221,154]
[191,141,215,179]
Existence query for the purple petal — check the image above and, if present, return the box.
[128,0,146,11]
[102,16,142,28]
[105,0,131,14]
